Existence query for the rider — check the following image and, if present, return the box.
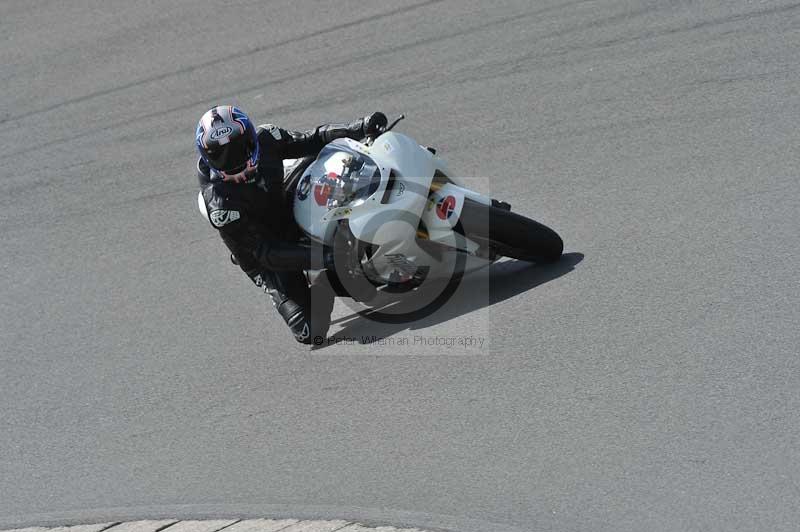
[195,105,387,344]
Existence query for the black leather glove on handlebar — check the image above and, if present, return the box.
[363,112,388,137]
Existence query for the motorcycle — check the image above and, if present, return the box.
[283,115,563,312]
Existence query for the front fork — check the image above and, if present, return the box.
[324,220,379,302]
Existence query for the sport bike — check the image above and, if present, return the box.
[283,115,563,309]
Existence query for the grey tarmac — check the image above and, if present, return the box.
[1,1,799,531]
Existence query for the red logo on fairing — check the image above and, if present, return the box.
[314,172,340,206]
[436,195,457,220]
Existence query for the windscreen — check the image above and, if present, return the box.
[306,144,382,208]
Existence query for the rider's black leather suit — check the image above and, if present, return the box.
[197,119,369,344]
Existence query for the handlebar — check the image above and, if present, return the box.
[365,114,405,145]
[385,114,405,133]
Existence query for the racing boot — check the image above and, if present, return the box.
[271,287,311,343]
[260,271,314,344]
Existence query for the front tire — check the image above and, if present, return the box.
[458,198,563,263]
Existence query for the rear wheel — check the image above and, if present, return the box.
[458,198,563,263]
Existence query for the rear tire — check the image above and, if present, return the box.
[458,198,563,263]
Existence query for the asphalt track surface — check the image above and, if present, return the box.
[2,1,799,531]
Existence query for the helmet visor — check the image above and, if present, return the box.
[206,136,255,172]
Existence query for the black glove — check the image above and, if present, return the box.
[363,112,388,137]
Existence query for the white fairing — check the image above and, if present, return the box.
[292,132,493,283]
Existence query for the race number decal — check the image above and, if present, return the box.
[436,195,457,220]
[314,172,340,206]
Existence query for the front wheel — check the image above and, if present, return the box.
[458,198,563,263]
